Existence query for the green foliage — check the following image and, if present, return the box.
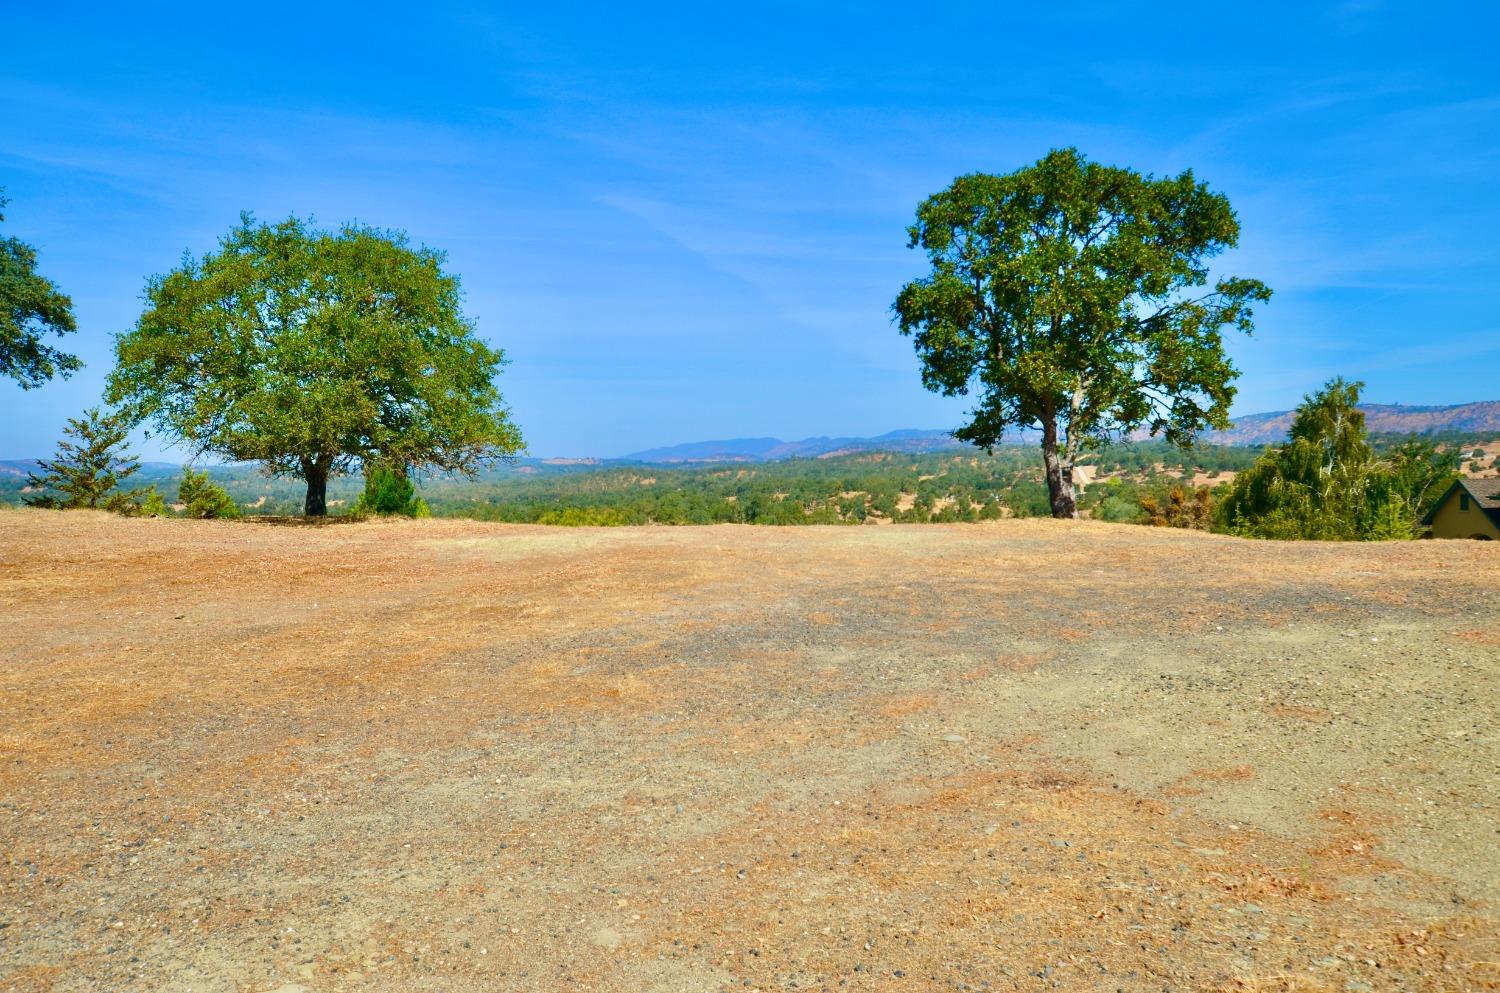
[894,148,1270,517]
[1086,478,1147,524]
[106,214,524,516]
[424,444,1238,526]
[24,408,141,511]
[353,464,431,518]
[137,486,171,518]
[178,467,240,519]
[535,507,633,526]
[1217,378,1458,540]
[0,189,81,388]
[2,435,1459,534]
[116,442,1247,526]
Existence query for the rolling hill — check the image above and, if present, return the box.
[8,404,1495,476]
[621,428,971,462]
[618,402,1499,463]
[1208,400,1500,446]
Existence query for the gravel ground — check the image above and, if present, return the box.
[1,509,1497,993]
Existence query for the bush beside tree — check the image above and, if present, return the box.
[353,464,430,518]
[178,468,240,519]
[138,486,171,517]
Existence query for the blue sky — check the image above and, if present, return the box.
[2,2,1497,459]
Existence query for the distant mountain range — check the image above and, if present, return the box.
[621,401,1500,463]
[7,403,1496,473]
[621,429,971,463]
[1207,400,1500,446]
[0,460,178,478]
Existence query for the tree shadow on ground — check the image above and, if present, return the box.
[240,515,364,528]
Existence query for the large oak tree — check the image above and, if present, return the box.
[894,148,1270,518]
[107,215,523,515]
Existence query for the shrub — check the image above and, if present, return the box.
[537,506,629,526]
[179,468,240,519]
[353,464,430,518]
[1091,492,1144,524]
[137,486,171,518]
[1141,485,1214,529]
[1085,478,1146,524]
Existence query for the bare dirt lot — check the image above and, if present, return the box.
[2,510,1497,993]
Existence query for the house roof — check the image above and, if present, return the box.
[1421,477,1500,526]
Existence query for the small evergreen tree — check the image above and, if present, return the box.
[178,467,240,519]
[24,407,142,511]
[1087,478,1146,523]
[353,464,430,517]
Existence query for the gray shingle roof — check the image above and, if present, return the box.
[1467,478,1500,510]
[1422,477,1500,526]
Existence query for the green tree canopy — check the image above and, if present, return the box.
[24,407,141,512]
[0,189,81,388]
[1216,378,1458,540]
[107,215,524,515]
[893,148,1270,518]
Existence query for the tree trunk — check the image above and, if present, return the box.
[1040,416,1078,519]
[302,457,330,517]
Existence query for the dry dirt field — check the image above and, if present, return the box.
[2,510,1497,993]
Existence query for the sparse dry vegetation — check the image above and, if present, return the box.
[2,510,1496,992]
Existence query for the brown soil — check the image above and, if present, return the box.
[1,509,1497,993]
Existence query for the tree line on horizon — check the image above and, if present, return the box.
[3,439,1246,522]
[5,404,1466,539]
[0,150,1468,538]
